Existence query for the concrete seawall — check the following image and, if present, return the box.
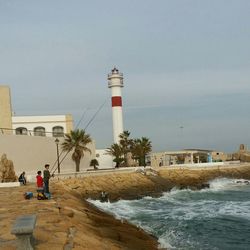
[0,134,95,179]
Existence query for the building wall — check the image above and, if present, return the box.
[95,149,114,169]
[150,152,177,167]
[0,86,12,133]
[0,134,95,181]
[211,151,228,162]
[65,114,73,133]
[12,115,74,136]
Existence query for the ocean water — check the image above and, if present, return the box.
[89,178,250,250]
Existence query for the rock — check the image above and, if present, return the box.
[0,154,17,182]
[201,183,210,188]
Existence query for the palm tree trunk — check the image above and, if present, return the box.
[124,153,128,167]
[75,159,80,172]
[139,156,145,166]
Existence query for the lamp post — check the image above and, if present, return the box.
[55,138,60,173]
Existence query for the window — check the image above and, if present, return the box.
[52,126,64,137]
[34,127,46,136]
[16,127,28,135]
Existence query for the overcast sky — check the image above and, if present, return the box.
[1,0,250,152]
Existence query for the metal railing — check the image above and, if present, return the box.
[0,127,65,137]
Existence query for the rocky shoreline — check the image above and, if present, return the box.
[1,164,250,249]
[62,164,250,202]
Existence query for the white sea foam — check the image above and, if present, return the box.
[157,228,182,249]
[87,198,139,220]
[88,178,250,249]
[158,227,203,250]
[217,200,250,220]
[208,177,250,191]
[89,179,250,223]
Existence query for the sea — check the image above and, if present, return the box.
[89,178,250,250]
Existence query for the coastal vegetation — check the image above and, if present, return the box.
[90,158,99,170]
[106,143,124,168]
[131,137,152,166]
[106,130,152,167]
[61,129,92,172]
[119,130,133,166]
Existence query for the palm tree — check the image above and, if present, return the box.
[90,159,99,170]
[131,137,152,166]
[61,129,92,172]
[106,143,124,168]
[119,130,133,167]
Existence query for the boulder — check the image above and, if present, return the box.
[0,154,17,182]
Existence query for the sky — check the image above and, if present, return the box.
[0,0,250,153]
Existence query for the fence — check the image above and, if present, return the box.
[0,127,65,138]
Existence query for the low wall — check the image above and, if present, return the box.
[0,182,20,188]
[159,161,242,169]
[0,134,95,180]
[49,166,155,181]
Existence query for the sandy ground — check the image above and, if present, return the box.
[1,164,250,250]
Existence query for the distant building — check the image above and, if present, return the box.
[211,151,228,162]
[232,144,250,162]
[149,149,228,167]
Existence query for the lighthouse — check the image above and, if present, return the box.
[108,67,124,143]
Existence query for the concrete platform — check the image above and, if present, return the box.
[0,182,20,188]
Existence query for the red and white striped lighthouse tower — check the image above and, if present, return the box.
[108,67,124,143]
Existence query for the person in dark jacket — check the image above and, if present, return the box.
[18,172,26,185]
[43,164,52,193]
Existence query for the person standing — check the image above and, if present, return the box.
[43,164,52,193]
[36,171,43,188]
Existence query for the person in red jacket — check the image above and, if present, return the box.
[36,171,43,188]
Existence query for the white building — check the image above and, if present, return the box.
[0,85,96,176]
[12,114,73,137]
[95,149,114,169]
[0,86,74,137]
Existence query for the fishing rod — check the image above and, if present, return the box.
[49,108,88,173]
[51,98,109,175]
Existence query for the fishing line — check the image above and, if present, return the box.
[51,98,109,175]
[50,108,89,173]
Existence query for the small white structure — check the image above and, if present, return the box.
[108,67,124,143]
[150,149,214,167]
[95,149,114,169]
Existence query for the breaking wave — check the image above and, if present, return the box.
[88,178,250,249]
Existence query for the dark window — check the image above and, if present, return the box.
[52,126,64,137]
[34,127,46,136]
[16,127,28,135]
